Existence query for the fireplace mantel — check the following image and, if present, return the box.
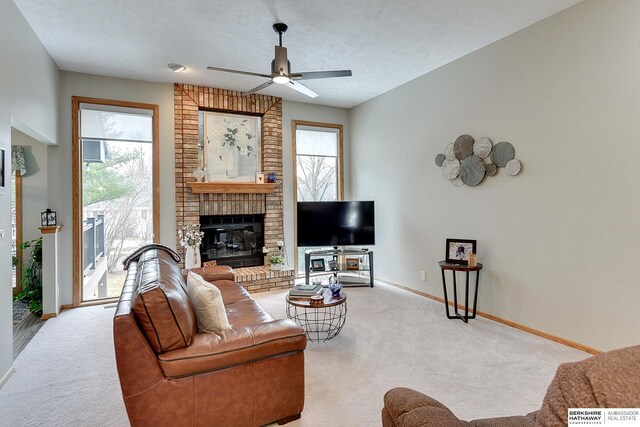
[187,182,278,194]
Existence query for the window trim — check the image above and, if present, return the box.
[292,120,344,276]
[72,96,160,307]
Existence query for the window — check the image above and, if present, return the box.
[292,121,344,274]
[72,97,159,305]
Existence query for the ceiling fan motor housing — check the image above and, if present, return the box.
[272,46,290,77]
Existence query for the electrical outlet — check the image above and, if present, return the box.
[420,271,426,281]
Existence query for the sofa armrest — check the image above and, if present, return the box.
[382,387,467,427]
[183,265,235,282]
[158,319,306,378]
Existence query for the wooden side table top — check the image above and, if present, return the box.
[438,260,483,272]
[286,290,347,308]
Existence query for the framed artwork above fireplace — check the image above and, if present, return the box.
[202,111,261,182]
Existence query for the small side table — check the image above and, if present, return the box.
[438,261,483,323]
[286,290,347,342]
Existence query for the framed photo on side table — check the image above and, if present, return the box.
[445,239,477,265]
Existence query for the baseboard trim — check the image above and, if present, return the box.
[40,304,74,320]
[376,277,602,355]
[40,312,57,320]
[0,366,15,389]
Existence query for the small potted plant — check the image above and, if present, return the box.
[269,254,285,271]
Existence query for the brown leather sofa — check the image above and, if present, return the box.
[114,245,307,427]
[382,345,640,426]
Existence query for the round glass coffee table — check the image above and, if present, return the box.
[286,290,347,342]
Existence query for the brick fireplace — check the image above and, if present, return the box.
[174,84,292,291]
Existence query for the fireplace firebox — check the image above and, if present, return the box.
[200,214,264,268]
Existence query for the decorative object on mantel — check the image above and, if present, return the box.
[203,111,261,182]
[255,171,265,184]
[435,134,522,187]
[178,224,204,269]
[40,209,57,227]
[193,168,206,182]
[266,172,277,183]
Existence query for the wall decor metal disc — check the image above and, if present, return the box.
[435,153,446,167]
[505,159,522,176]
[491,141,515,167]
[442,158,460,179]
[473,137,492,159]
[451,176,464,187]
[444,143,456,160]
[459,155,486,187]
[485,163,497,177]
[453,134,474,160]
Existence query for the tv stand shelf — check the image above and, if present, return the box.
[304,248,374,288]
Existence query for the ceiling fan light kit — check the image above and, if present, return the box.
[167,63,186,72]
[207,23,352,98]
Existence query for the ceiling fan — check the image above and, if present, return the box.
[207,23,352,98]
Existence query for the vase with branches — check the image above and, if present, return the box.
[178,224,204,269]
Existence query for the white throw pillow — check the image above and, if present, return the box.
[186,272,231,333]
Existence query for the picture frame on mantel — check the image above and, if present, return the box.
[445,238,477,265]
[203,111,262,182]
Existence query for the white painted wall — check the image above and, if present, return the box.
[12,129,48,246]
[349,0,640,351]
[54,72,176,305]
[281,100,351,268]
[0,0,59,384]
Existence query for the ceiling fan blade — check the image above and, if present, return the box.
[207,66,272,79]
[243,80,274,95]
[291,70,352,80]
[287,80,319,98]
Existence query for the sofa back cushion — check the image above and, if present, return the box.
[538,345,640,425]
[131,256,197,353]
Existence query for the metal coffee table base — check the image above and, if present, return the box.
[286,301,347,342]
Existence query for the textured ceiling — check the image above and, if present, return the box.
[13,0,582,108]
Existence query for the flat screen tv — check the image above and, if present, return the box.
[297,201,375,247]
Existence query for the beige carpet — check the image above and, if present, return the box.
[0,282,588,426]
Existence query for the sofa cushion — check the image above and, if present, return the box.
[213,279,254,304]
[187,272,231,333]
[225,299,275,328]
[157,319,306,378]
[537,345,640,426]
[131,258,197,353]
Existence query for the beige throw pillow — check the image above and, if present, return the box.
[186,272,231,333]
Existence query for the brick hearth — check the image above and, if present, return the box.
[174,84,286,292]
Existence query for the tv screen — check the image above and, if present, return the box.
[297,201,375,247]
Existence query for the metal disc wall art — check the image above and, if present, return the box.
[459,155,486,187]
[491,141,515,167]
[453,134,474,160]
[435,134,522,187]
[442,158,460,179]
[473,137,492,159]
[444,143,456,160]
[505,159,522,176]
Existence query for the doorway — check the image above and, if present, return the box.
[72,98,159,305]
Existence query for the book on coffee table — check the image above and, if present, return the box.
[289,284,323,298]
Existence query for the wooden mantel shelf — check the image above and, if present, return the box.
[187,182,277,194]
